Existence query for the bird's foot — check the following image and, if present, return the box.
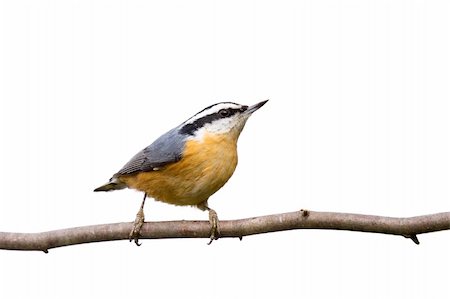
[129,205,145,246]
[207,208,220,245]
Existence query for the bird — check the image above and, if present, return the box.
[94,100,268,245]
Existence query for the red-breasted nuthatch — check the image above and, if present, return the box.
[94,100,268,244]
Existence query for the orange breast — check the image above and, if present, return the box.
[119,133,238,206]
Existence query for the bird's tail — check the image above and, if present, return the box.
[93,177,126,192]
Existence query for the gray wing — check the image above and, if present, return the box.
[114,128,185,176]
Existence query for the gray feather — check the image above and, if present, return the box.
[94,178,126,192]
[114,127,186,176]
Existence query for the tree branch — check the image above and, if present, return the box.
[1,210,449,252]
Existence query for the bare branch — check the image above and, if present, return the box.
[0,210,449,252]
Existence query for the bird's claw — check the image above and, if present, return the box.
[129,207,145,246]
[207,209,220,245]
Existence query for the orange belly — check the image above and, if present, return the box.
[119,133,238,206]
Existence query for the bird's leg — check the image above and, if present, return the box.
[129,193,147,246]
[197,201,220,245]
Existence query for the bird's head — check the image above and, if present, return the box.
[179,100,268,140]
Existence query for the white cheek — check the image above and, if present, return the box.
[186,116,249,142]
[187,118,233,141]
[190,128,206,141]
[204,118,234,134]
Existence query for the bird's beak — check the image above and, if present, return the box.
[244,100,269,115]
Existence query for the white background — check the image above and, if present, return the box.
[1,0,449,298]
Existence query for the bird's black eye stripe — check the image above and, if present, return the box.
[180,107,242,135]
[219,109,230,117]
[217,108,239,118]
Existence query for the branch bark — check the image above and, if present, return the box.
[1,210,449,252]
